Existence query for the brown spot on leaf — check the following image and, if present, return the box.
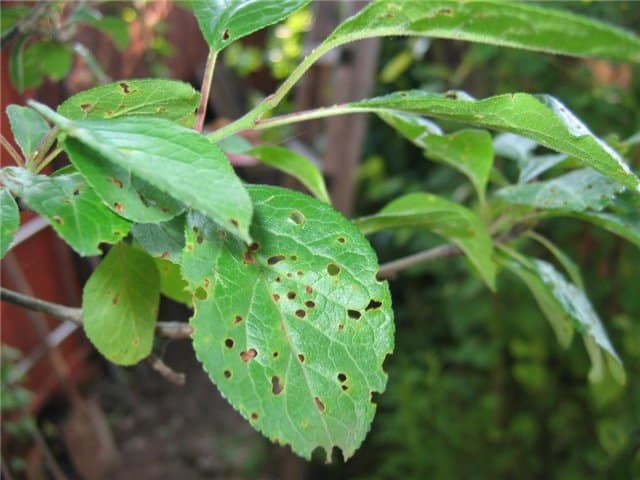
[305,301,315,308]
[52,215,63,225]
[347,309,361,319]
[240,348,257,362]
[243,249,255,264]
[224,338,234,348]
[290,255,297,261]
[305,286,313,294]
[341,385,349,391]
[272,293,280,302]
[273,351,279,358]
[268,255,285,265]
[113,202,124,213]
[338,324,344,331]
[327,263,340,276]
[108,176,123,188]
[234,315,243,324]
[229,218,239,228]
[337,373,347,382]
[297,354,305,363]
[194,287,207,300]
[251,412,259,420]
[80,103,93,112]
[337,237,346,243]
[365,299,383,311]
[224,370,231,378]
[112,294,119,305]
[249,242,260,251]
[119,82,131,93]
[287,291,296,300]
[315,397,325,412]
[222,28,230,40]
[159,251,169,259]
[271,376,283,395]
[295,309,306,319]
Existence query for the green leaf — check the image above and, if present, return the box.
[1,167,131,256]
[499,250,623,383]
[355,193,496,289]
[377,110,443,148]
[249,145,330,203]
[132,215,186,264]
[83,243,160,365]
[496,168,626,212]
[58,79,200,127]
[351,91,640,192]
[526,232,584,290]
[87,16,130,51]
[31,102,252,241]
[570,211,640,248]
[182,185,394,460]
[6,105,51,161]
[192,0,311,53]
[0,188,19,259]
[1,6,30,36]
[154,257,192,306]
[12,40,73,91]
[493,133,566,183]
[325,0,640,63]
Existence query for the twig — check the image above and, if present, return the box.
[194,49,218,132]
[0,287,193,338]
[0,134,24,167]
[147,354,186,386]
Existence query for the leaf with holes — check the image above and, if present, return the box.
[324,0,640,63]
[6,105,50,160]
[132,215,186,264]
[250,145,330,203]
[0,187,19,259]
[499,250,624,383]
[354,193,496,289]
[58,79,200,127]
[350,92,640,192]
[83,243,160,365]
[182,185,394,460]
[31,102,252,240]
[496,168,626,212]
[1,167,131,256]
[192,0,311,53]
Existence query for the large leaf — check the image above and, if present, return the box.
[249,145,330,203]
[31,102,253,241]
[132,215,186,264]
[500,251,624,383]
[192,0,311,53]
[6,105,51,160]
[496,168,626,212]
[182,185,394,460]
[83,243,160,365]
[350,92,640,192]
[354,193,496,289]
[324,0,640,63]
[1,167,131,256]
[0,188,19,259]
[58,79,200,127]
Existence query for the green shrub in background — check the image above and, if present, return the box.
[1,1,639,475]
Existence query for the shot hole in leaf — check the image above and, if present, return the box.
[337,373,347,383]
[305,301,315,308]
[295,309,306,319]
[240,348,257,362]
[287,291,296,300]
[289,210,305,225]
[271,376,283,395]
[113,202,124,213]
[224,338,234,349]
[268,255,285,265]
[365,299,382,311]
[347,309,361,319]
[224,370,231,378]
[327,263,340,276]
[272,351,279,358]
[222,28,230,40]
[119,82,131,93]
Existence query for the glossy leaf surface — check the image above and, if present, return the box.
[352,92,640,192]
[192,0,311,52]
[183,185,394,460]
[1,167,130,256]
[83,243,160,365]
[6,105,50,160]
[58,79,200,127]
[250,145,330,203]
[355,193,495,289]
[0,188,19,259]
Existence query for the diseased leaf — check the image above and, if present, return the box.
[0,188,19,259]
[192,0,311,52]
[324,0,640,63]
[500,250,624,383]
[83,243,160,365]
[1,167,131,256]
[250,145,330,203]
[355,193,496,289]
[58,79,200,127]
[496,168,626,212]
[183,185,394,460]
[6,105,50,160]
[493,132,567,183]
[132,215,186,264]
[31,102,252,241]
[350,91,639,192]
[154,257,192,306]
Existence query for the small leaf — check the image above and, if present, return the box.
[1,167,131,256]
[351,92,639,192]
[183,185,394,460]
[154,257,192,306]
[11,40,73,91]
[31,102,252,241]
[355,193,496,289]
[499,250,623,383]
[496,168,626,212]
[58,79,200,127]
[250,145,330,203]
[83,243,160,365]
[192,0,311,53]
[325,0,640,63]
[0,188,19,259]
[132,215,186,264]
[6,105,50,160]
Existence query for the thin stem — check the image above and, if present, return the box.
[73,42,110,85]
[36,147,62,173]
[148,354,186,386]
[0,134,24,167]
[254,105,376,130]
[30,126,59,171]
[0,287,193,338]
[195,49,218,133]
